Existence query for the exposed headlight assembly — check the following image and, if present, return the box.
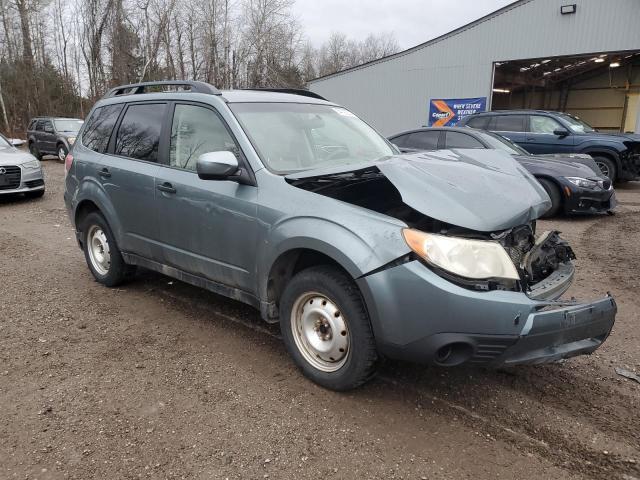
[67,137,76,145]
[565,177,599,189]
[402,229,520,281]
[22,160,41,170]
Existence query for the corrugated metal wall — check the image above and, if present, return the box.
[308,0,640,135]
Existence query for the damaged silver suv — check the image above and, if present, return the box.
[64,81,616,391]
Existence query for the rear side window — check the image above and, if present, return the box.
[465,116,489,129]
[82,104,124,154]
[491,115,526,132]
[405,131,440,150]
[389,134,411,148]
[115,103,167,162]
[444,132,484,149]
[35,120,45,131]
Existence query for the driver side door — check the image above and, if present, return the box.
[154,102,259,292]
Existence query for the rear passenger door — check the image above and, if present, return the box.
[82,102,166,259]
[488,115,528,149]
[153,102,258,292]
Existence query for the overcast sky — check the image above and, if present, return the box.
[293,0,515,49]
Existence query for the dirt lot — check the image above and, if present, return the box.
[1,160,639,480]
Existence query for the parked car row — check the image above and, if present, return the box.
[0,116,84,200]
[62,81,617,391]
[388,127,616,217]
[457,109,640,183]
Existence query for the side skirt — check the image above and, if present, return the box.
[122,252,260,310]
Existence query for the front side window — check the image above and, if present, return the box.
[444,132,484,149]
[492,115,526,132]
[82,104,124,154]
[230,103,395,173]
[169,104,237,171]
[42,120,54,132]
[530,115,563,134]
[115,103,167,162]
[35,120,45,131]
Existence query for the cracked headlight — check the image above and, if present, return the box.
[67,137,76,145]
[565,177,599,189]
[22,160,41,170]
[403,229,520,280]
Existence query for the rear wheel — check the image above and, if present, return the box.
[279,265,377,391]
[57,144,68,162]
[28,142,43,160]
[81,212,135,287]
[538,178,562,218]
[592,156,617,183]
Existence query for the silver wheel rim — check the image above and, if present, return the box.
[58,147,66,161]
[290,292,350,372]
[596,160,610,178]
[87,225,111,276]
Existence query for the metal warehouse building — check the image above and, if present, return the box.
[308,0,640,136]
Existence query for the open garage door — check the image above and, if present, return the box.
[491,51,640,133]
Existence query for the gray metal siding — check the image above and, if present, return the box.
[309,0,640,135]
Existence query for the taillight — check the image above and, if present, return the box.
[64,153,74,174]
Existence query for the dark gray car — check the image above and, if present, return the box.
[27,117,84,161]
[64,81,616,390]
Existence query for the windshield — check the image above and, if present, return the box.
[54,119,84,133]
[559,113,595,133]
[479,131,529,155]
[229,103,395,173]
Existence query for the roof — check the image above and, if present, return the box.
[221,90,334,104]
[471,109,562,115]
[308,0,530,84]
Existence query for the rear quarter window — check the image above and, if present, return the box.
[465,116,489,129]
[81,104,125,154]
[491,115,526,132]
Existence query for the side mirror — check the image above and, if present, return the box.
[196,151,239,180]
[10,139,25,147]
[553,128,569,137]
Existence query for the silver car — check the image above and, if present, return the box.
[0,134,45,198]
[64,81,616,391]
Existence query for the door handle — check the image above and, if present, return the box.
[526,137,535,141]
[157,182,177,194]
[98,167,111,178]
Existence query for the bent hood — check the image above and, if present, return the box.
[287,149,551,232]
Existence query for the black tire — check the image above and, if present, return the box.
[80,211,135,287]
[592,156,617,183]
[279,265,378,391]
[538,178,562,218]
[56,144,68,162]
[25,189,44,199]
[28,142,43,160]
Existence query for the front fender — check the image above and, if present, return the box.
[257,215,410,300]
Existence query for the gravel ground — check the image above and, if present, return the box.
[1,160,639,480]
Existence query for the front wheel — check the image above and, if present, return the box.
[279,265,378,391]
[592,156,617,183]
[81,212,135,287]
[538,178,562,218]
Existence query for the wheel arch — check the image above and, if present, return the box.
[73,183,124,246]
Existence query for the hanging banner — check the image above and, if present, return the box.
[428,97,487,126]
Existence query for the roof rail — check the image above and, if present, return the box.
[242,88,328,101]
[104,80,221,98]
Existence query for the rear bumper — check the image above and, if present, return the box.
[357,260,616,367]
